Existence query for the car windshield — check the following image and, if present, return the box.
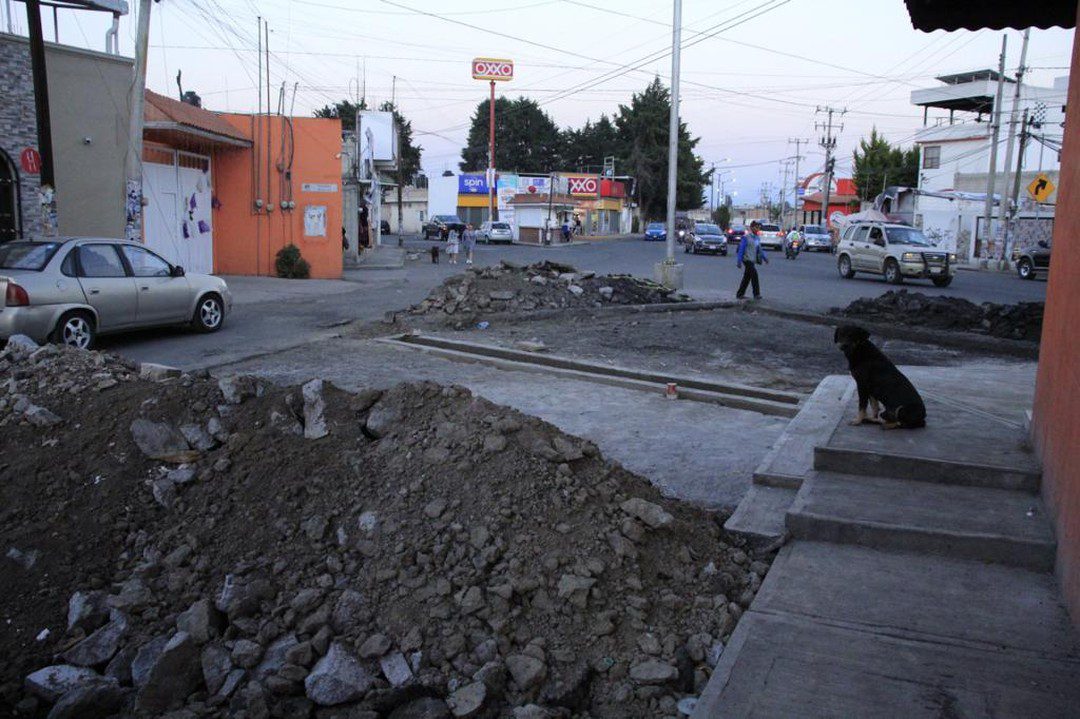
[885,227,933,246]
[696,224,721,235]
[491,223,510,230]
[803,225,825,234]
[760,224,781,232]
[731,225,745,232]
[647,223,664,230]
[0,242,61,271]
[436,215,460,223]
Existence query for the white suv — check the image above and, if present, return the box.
[836,222,957,287]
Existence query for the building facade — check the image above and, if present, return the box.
[381,185,428,235]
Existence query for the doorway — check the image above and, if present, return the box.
[0,149,20,243]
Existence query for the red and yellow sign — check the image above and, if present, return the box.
[471,58,514,82]
[565,174,600,197]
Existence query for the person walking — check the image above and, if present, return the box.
[736,220,768,299]
[446,230,460,264]
[462,223,478,265]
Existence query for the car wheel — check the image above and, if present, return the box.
[50,310,96,350]
[932,276,953,288]
[884,259,903,285]
[1018,259,1035,280]
[838,254,855,279]
[193,293,225,333]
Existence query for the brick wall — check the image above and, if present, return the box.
[0,33,43,237]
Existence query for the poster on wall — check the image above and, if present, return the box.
[304,205,327,237]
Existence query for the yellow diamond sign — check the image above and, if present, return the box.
[1028,173,1055,202]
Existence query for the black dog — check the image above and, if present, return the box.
[430,245,440,264]
[834,325,926,429]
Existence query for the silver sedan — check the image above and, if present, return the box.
[0,237,232,349]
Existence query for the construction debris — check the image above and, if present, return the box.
[0,338,767,718]
[831,290,1044,341]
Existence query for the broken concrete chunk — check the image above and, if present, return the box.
[46,682,128,719]
[505,654,546,690]
[447,680,486,717]
[62,611,128,667]
[176,598,223,644]
[24,404,62,427]
[304,642,373,706]
[130,419,199,463]
[200,644,232,695]
[67,590,109,633]
[628,660,678,685]
[620,497,674,529]
[25,665,110,702]
[139,363,182,381]
[379,651,413,688]
[135,632,202,712]
[302,379,329,440]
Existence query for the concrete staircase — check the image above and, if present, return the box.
[699,364,1080,718]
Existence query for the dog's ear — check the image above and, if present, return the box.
[855,326,870,342]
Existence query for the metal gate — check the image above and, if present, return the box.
[143,148,214,273]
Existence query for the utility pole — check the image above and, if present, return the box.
[123,0,153,242]
[1006,108,1031,257]
[981,34,1008,263]
[779,159,792,227]
[816,106,845,227]
[996,28,1030,266]
[488,79,496,222]
[789,137,807,228]
[24,0,58,236]
[709,162,716,215]
[662,0,682,272]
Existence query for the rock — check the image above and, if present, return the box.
[201,644,233,695]
[271,408,304,436]
[25,665,110,702]
[513,339,548,352]
[505,654,546,690]
[456,586,484,615]
[5,334,38,351]
[628,660,678,685]
[46,681,128,719]
[104,644,137,685]
[232,639,263,668]
[302,379,330,440]
[108,577,151,610]
[556,574,595,607]
[482,434,507,453]
[215,573,273,619]
[176,599,222,644]
[387,697,452,719]
[139,363,182,381]
[331,590,365,632]
[180,423,217,451]
[218,375,261,404]
[62,611,127,666]
[151,478,177,509]
[358,633,391,658]
[512,705,557,719]
[130,635,169,687]
[473,661,507,699]
[540,663,592,711]
[67,591,109,633]
[365,400,401,439]
[305,642,374,706]
[166,466,197,484]
[620,497,674,529]
[254,634,299,680]
[25,403,62,427]
[567,285,585,297]
[489,290,516,301]
[423,498,447,519]
[130,419,199,463]
[6,545,38,569]
[136,631,202,712]
[217,668,245,699]
[447,681,486,717]
[379,652,413,687]
[598,286,614,300]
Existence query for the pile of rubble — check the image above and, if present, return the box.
[831,290,1044,341]
[409,261,689,320]
[0,338,766,719]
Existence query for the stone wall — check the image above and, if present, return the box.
[0,32,43,237]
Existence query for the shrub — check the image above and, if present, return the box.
[275,244,311,279]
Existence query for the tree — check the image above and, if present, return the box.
[561,115,618,172]
[314,99,367,133]
[711,205,731,230]
[613,78,708,225]
[460,96,562,174]
[851,127,919,202]
[379,101,423,237]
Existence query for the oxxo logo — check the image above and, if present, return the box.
[567,177,599,195]
[472,58,514,82]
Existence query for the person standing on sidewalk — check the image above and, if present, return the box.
[736,220,768,299]
[462,223,478,265]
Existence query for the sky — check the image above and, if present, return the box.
[3,0,1074,207]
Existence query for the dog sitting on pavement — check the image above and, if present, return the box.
[834,324,926,429]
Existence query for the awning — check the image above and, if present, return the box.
[903,0,1075,31]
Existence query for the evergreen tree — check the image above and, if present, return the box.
[379,101,423,235]
[851,128,919,202]
[460,97,562,174]
[314,99,368,133]
[613,78,708,222]
[561,115,618,172]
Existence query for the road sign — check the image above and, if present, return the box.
[1027,173,1055,202]
[471,58,514,82]
[20,148,41,174]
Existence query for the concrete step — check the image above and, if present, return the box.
[786,472,1056,571]
[753,374,854,489]
[723,484,796,542]
[755,542,1080,658]
[692,610,1080,719]
[814,444,1042,492]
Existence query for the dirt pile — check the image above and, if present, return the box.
[0,339,765,719]
[409,261,688,321]
[831,290,1044,341]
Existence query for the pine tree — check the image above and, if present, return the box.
[313,99,368,133]
[852,128,919,202]
[460,97,562,174]
[379,101,423,235]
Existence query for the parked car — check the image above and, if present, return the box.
[478,221,514,244]
[644,222,667,241]
[0,237,232,350]
[422,214,465,240]
[725,224,746,244]
[685,223,728,256]
[1014,240,1051,280]
[835,222,957,287]
[799,224,832,252]
[756,222,785,250]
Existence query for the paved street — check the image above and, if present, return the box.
[102,236,1047,371]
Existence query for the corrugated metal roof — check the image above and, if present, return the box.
[904,0,1076,31]
[144,90,251,144]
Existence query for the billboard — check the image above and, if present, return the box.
[519,176,550,195]
[472,58,514,82]
[458,174,489,194]
[357,111,398,165]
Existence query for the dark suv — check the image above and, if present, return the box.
[1014,240,1051,280]
[422,214,465,240]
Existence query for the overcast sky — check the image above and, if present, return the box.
[6,0,1074,204]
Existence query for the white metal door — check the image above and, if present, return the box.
[143,150,214,275]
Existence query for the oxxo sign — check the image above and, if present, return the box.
[566,175,600,197]
[472,58,514,82]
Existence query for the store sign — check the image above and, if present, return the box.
[301,182,338,193]
[20,147,41,174]
[472,57,514,82]
[566,175,600,197]
[600,179,625,198]
[458,174,489,194]
[519,176,549,194]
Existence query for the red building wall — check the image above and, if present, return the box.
[1032,8,1080,627]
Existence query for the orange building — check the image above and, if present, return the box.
[141,91,342,279]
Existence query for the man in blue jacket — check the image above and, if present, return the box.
[736,220,769,299]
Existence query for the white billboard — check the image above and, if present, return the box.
[357,111,398,166]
